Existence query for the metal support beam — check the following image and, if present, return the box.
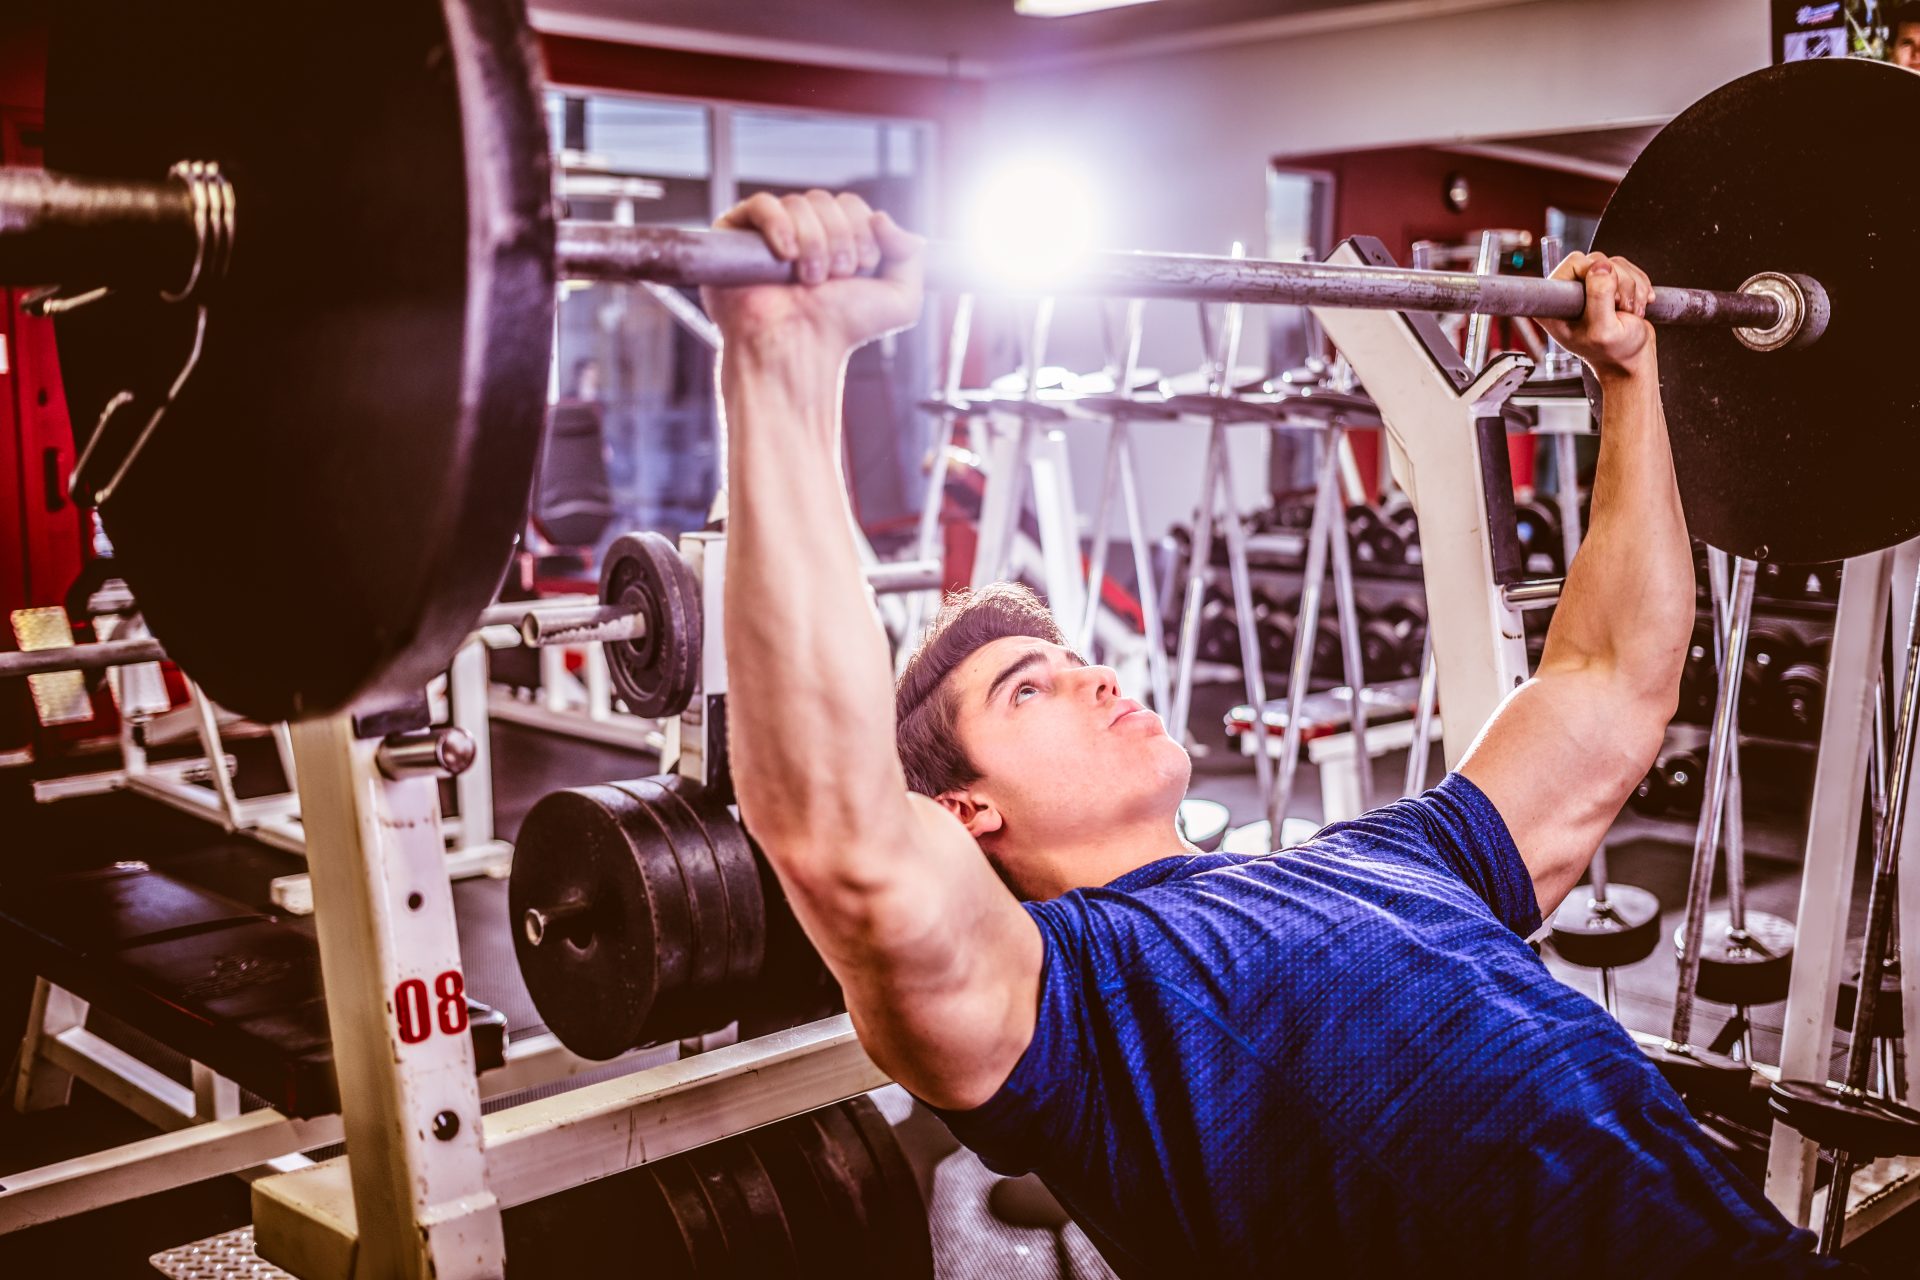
[254,1017,885,1280]
[1309,241,1533,767]
[1765,549,1894,1222]
[288,716,501,1279]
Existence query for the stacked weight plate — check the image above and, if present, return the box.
[509,773,839,1060]
[500,1096,934,1278]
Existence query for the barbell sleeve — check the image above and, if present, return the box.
[0,167,200,293]
[0,635,167,678]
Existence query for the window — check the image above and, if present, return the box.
[542,91,936,562]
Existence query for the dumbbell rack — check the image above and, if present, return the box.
[1632,553,1841,836]
[246,531,889,1280]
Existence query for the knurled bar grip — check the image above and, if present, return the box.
[555,222,1791,330]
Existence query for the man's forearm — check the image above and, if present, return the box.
[720,331,910,872]
[1539,367,1694,703]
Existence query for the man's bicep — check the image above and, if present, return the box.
[777,794,1045,1111]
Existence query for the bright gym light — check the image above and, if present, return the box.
[966,155,1102,287]
[1014,0,1162,16]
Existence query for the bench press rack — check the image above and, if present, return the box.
[1307,241,1920,1244]
[14,613,510,916]
[242,528,889,1278]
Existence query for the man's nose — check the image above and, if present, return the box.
[1075,664,1121,700]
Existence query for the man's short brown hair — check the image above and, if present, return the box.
[894,583,1064,797]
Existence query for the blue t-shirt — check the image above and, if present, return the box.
[936,774,1840,1277]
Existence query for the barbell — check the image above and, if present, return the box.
[0,537,939,722]
[3,0,1916,724]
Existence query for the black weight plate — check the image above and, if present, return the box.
[739,852,844,1040]
[47,1,552,721]
[844,1097,936,1278]
[1835,971,1904,1039]
[800,1105,889,1273]
[683,1143,758,1276]
[652,1155,732,1276]
[1641,1040,1754,1107]
[747,1116,839,1267]
[1591,58,1920,564]
[602,531,703,718]
[613,777,732,999]
[1547,883,1661,970]
[659,776,766,992]
[635,1164,700,1280]
[1675,910,1796,1007]
[1770,1079,1920,1160]
[501,1160,679,1277]
[508,784,692,1060]
[704,1135,800,1275]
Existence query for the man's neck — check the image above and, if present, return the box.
[1011,816,1195,902]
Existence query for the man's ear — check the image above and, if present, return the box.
[935,789,1004,841]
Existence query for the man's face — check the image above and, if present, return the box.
[943,636,1192,872]
[1894,23,1920,69]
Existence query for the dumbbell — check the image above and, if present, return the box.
[1310,613,1344,682]
[1547,845,1662,1018]
[1678,620,1717,725]
[1378,498,1421,566]
[1197,589,1241,666]
[1771,659,1827,739]
[1756,559,1839,601]
[1359,601,1424,683]
[1740,622,1805,732]
[1253,589,1297,676]
[1513,499,1564,575]
[1358,611,1403,684]
[1631,746,1704,818]
[509,773,839,1060]
[1345,505,1406,568]
[1806,562,1842,600]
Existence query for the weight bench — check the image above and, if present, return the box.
[0,862,509,1231]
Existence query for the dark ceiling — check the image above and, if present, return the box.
[534,0,1400,66]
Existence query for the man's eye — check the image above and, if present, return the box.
[1013,684,1039,704]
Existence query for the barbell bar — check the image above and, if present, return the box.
[0,169,1820,348]
[0,557,945,683]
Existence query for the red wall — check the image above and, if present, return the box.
[1282,145,1616,267]
[0,12,88,753]
[1279,145,1615,499]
